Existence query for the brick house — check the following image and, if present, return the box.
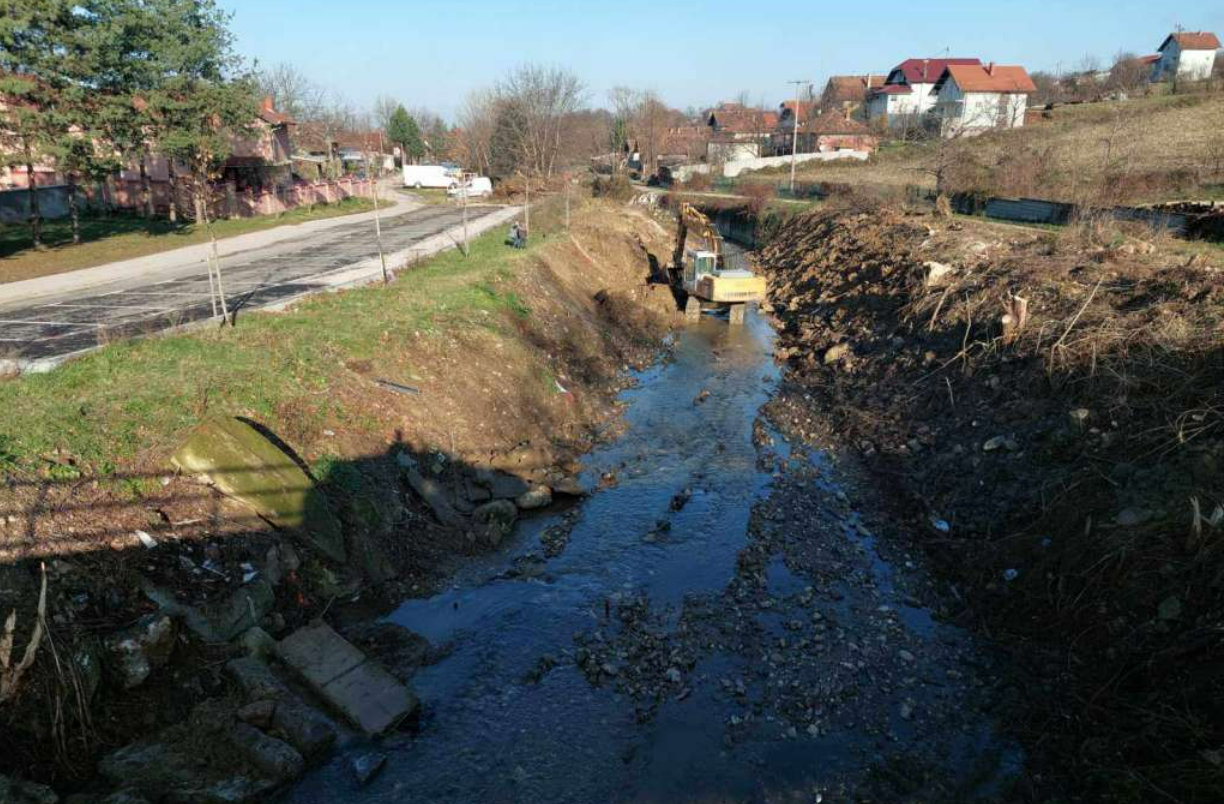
[221,96,296,190]
[773,106,880,155]
[706,103,778,161]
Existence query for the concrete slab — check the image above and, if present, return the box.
[275,622,418,736]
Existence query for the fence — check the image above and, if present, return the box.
[703,176,1214,240]
[0,177,377,225]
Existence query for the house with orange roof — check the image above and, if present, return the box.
[1151,31,1220,82]
[865,57,981,128]
[931,63,1037,137]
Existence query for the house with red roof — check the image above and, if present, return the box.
[931,63,1037,137]
[705,102,779,161]
[865,57,981,128]
[1151,31,1220,82]
[773,103,880,155]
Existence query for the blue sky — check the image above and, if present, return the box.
[219,1,1224,120]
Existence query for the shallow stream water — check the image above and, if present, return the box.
[284,310,1017,803]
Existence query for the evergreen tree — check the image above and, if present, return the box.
[0,1,90,247]
[386,106,424,164]
[488,101,526,180]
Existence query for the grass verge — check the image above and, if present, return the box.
[0,196,377,285]
[0,214,539,478]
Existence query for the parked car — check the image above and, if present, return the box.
[447,176,493,198]
[403,164,459,189]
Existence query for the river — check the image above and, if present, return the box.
[283,307,1020,803]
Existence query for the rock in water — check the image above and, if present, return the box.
[170,418,345,563]
[473,500,518,546]
[515,486,553,511]
[351,752,387,787]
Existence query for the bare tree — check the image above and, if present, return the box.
[372,96,401,133]
[496,64,586,176]
[256,63,326,122]
[455,88,498,175]
[1106,51,1148,95]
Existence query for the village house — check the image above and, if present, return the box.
[1150,31,1220,82]
[773,104,879,155]
[220,96,296,190]
[820,74,886,119]
[865,57,981,128]
[335,131,395,174]
[705,102,778,161]
[931,63,1036,137]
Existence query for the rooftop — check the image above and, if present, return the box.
[939,63,1037,94]
[1159,31,1221,51]
[888,58,982,85]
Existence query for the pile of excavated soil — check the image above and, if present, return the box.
[0,202,680,793]
[760,206,1224,801]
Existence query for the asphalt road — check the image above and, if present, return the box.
[0,204,507,365]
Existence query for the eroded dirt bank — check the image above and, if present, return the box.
[0,200,680,798]
[758,202,1224,802]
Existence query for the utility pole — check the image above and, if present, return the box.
[460,171,470,256]
[787,79,810,195]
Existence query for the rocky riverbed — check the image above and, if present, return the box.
[277,310,1022,804]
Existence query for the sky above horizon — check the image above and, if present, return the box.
[219,1,1224,120]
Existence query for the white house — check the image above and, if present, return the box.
[865,57,981,128]
[932,63,1036,137]
[1151,31,1220,82]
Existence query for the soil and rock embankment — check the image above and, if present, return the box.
[0,201,679,801]
[758,203,1224,801]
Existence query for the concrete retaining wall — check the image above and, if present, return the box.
[722,151,868,178]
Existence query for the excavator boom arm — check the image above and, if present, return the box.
[672,203,723,267]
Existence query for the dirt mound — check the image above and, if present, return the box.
[761,206,1224,801]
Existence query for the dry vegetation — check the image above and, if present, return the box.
[760,200,1224,801]
[778,92,1224,205]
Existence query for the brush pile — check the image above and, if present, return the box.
[761,205,1224,801]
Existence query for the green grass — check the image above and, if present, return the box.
[0,222,536,476]
[0,196,377,284]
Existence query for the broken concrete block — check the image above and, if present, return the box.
[226,721,304,783]
[275,622,417,736]
[147,580,275,643]
[170,418,345,563]
[225,657,337,758]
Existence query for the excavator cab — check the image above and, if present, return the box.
[684,250,719,284]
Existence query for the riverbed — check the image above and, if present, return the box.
[284,309,1020,803]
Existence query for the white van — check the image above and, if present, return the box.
[447,176,493,199]
[403,164,458,189]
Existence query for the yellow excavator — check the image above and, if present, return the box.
[670,202,766,325]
